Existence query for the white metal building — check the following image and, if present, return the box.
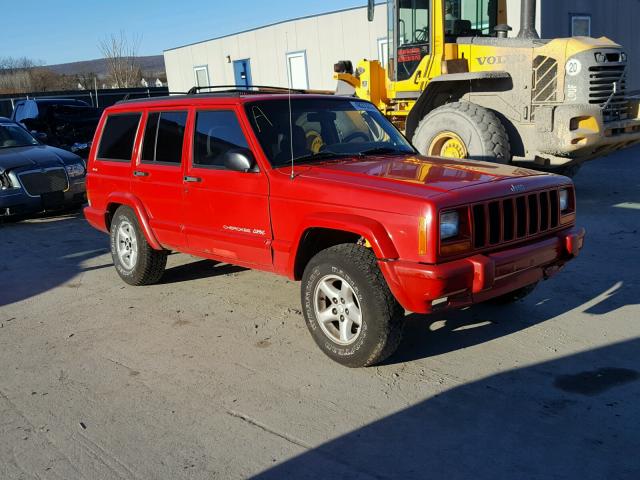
[164,1,639,92]
[164,4,388,93]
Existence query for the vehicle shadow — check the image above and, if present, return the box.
[160,259,248,284]
[0,210,109,307]
[254,339,640,480]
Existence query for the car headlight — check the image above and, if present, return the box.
[559,188,570,213]
[65,163,85,178]
[440,210,459,240]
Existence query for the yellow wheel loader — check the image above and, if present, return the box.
[334,0,640,176]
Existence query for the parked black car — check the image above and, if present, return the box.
[0,117,86,217]
[11,98,101,158]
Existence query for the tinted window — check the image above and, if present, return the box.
[193,111,249,168]
[0,123,39,148]
[97,113,141,161]
[141,111,187,164]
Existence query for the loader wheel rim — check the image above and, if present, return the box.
[428,131,468,159]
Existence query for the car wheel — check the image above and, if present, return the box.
[301,244,405,367]
[488,282,538,305]
[110,206,167,286]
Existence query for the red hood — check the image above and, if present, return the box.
[297,155,548,197]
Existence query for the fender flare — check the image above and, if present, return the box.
[105,192,163,251]
[287,212,400,278]
[406,71,513,141]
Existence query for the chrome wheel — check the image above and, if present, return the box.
[314,274,362,345]
[115,220,138,271]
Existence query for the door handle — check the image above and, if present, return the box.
[133,170,149,177]
[184,176,202,183]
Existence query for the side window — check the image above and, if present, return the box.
[97,113,141,161]
[193,110,249,169]
[141,111,188,164]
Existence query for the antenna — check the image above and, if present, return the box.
[286,32,295,180]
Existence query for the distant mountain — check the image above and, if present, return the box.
[47,55,165,77]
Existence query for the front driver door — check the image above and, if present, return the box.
[183,107,272,267]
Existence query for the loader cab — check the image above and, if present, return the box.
[377,0,503,82]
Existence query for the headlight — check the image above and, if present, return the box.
[621,52,627,63]
[559,188,570,213]
[440,211,459,240]
[65,163,85,178]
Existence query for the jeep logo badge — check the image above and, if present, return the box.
[510,184,526,193]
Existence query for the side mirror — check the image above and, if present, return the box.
[367,0,375,21]
[223,149,257,173]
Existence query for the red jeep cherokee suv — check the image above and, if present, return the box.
[84,90,585,367]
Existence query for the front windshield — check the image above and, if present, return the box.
[0,123,39,149]
[245,98,415,167]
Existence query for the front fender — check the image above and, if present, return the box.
[287,212,400,278]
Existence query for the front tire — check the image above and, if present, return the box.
[412,101,511,163]
[301,244,404,367]
[110,206,167,286]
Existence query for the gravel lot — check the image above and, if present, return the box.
[1,148,639,480]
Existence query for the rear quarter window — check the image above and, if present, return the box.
[97,113,141,161]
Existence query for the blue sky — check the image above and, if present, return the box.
[4,0,363,65]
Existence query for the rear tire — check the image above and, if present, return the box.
[412,101,511,163]
[110,206,167,286]
[301,244,404,367]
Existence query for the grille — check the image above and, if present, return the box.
[19,169,69,196]
[530,56,558,122]
[471,189,561,250]
[589,64,629,122]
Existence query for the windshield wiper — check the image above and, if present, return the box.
[284,151,355,165]
[358,147,415,156]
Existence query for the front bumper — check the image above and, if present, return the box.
[0,178,86,217]
[379,227,586,314]
[534,101,640,165]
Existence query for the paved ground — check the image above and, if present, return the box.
[1,148,639,480]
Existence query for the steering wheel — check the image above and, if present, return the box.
[343,132,369,143]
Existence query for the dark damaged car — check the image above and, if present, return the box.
[0,118,86,218]
[11,99,102,158]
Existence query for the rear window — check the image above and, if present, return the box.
[97,113,141,161]
[141,111,188,164]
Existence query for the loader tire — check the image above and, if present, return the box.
[412,101,511,163]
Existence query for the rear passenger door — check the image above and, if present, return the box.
[131,109,189,249]
[183,107,272,267]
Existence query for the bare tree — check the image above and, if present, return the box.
[75,71,100,91]
[99,31,143,88]
[0,56,44,93]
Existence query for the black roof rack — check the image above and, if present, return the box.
[186,85,307,95]
[115,85,332,105]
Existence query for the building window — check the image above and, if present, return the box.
[286,51,309,90]
[571,15,591,37]
[194,65,210,88]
